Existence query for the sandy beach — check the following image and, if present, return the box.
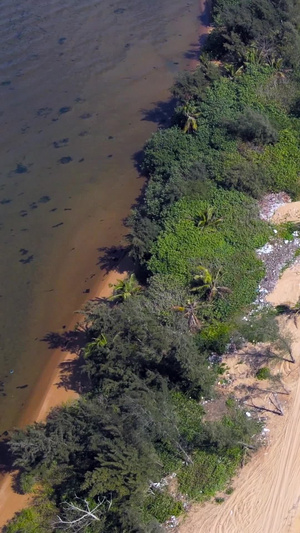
[178,202,300,533]
[0,266,128,530]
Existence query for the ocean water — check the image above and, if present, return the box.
[0,0,201,432]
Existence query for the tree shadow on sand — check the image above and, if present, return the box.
[97,244,134,274]
[55,356,90,395]
[41,327,89,396]
[41,327,86,353]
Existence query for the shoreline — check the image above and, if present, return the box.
[0,1,212,528]
[0,264,129,530]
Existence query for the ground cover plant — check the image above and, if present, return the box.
[5,0,300,531]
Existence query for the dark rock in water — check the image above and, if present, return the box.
[58,156,72,164]
[14,163,28,174]
[19,248,28,255]
[0,198,12,204]
[114,7,126,13]
[52,222,64,228]
[29,202,38,209]
[38,195,51,203]
[107,154,113,158]
[78,158,84,163]
[83,288,90,294]
[19,210,28,217]
[50,208,57,212]
[108,136,114,139]
[80,113,92,119]
[1,80,11,86]
[58,37,66,44]
[53,138,69,148]
[79,130,89,136]
[19,255,34,264]
[16,384,28,389]
[59,106,72,114]
[64,208,72,211]
[37,107,52,117]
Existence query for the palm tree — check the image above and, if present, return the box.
[224,63,244,79]
[244,45,264,67]
[85,334,107,357]
[194,206,223,230]
[190,266,231,301]
[173,299,202,332]
[276,301,300,328]
[108,273,141,303]
[177,102,200,133]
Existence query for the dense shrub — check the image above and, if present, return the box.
[256,367,271,380]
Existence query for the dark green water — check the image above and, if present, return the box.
[0,0,202,432]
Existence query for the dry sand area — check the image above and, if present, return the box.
[272,201,300,224]
[0,268,128,530]
[179,202,300,533]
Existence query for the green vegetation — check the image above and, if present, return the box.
[142,492,183,524]
[6,0,300,530]
[256,367,271,380]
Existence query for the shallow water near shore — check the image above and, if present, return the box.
[0,0,203,432]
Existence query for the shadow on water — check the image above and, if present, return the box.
[184,0,212,59]
[199,0,212,27]
[140,97,177,127]
[132,148,145,173]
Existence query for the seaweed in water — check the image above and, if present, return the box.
[14,164,28,174]
[0,198,12,204]
[59,106,72,114]
[58,157,73,164]
[38,195,51,203]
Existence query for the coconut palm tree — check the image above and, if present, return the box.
[194,206,223,230]
[108,273,141,303]
[276,301,300,329]
[85,334,107,357]
[173,299,202,332]
[223,63,244,79]
[177,102,200,133]
[191,266,231,301]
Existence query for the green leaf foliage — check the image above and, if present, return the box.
[148,190,269,319]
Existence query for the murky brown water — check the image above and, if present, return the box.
[0,0,202,432]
